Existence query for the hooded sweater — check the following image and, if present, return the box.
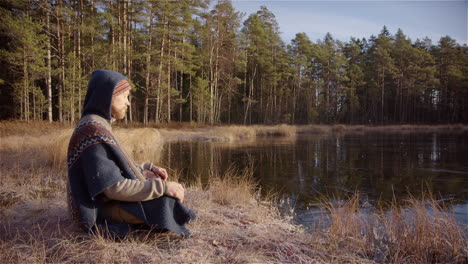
[67,70,195,238]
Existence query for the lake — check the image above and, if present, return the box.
[160,131,468,226]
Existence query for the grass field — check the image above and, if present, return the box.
[0,121,466,263]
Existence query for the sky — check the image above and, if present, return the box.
[230,0,467,45]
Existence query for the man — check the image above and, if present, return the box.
[67,70,195,238]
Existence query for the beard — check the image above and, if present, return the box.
[111,107,127,120]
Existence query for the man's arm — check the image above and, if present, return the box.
[138,162,169,181]
[104,178,166,202]
[104,178,185,202]
[80,145,182,202]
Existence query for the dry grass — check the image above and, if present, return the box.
[1,121,467,263]
[209,126,258,141]
[2,120,466,143]
[297,124,468,135]
[208,166,257,206]
[158,124,296,143]
[0,122,326,263]
[0,178,328,263]
[0,120,74,137]
[253,124,297,137]
[116,121,208,130]
[363,124,468,133]
[323,194,467,263]
[114,128,164,164]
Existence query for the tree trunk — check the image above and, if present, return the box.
[117,0,122,71]
[167,36,171,123]
[209,43,215,124]
[57,0,64,122]
[213,18,222,123]
[179,35,186,122]
[123,0,128,75]
[381,67,385,125]
[292,81,296,124]
[244,64,256,125]
[128,10,134,120]
[23,48,29,121]
[46,5,53,122]
[110,1,115,69]
[155,15,166,123]
[71,43,76,123]
[90,0,94,69]
[33,86,36,121]
[189,74,192,122]
[144,13,153,125]
[326,59,330,123]
[179,67,183,122]
[77,0,83,116]
[128,95,133,123]
[242,55,247,124]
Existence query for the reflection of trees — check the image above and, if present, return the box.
[163,133,468,203]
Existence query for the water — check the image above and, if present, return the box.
[160,132,468,226]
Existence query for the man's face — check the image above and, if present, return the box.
[111,90,130,120]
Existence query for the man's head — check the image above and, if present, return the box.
[82,70,131,120]
[111,80,131,120]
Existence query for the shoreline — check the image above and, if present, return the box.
[1,120,467,138]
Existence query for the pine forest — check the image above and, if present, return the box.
[1,0,467,125]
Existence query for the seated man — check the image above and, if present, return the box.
[67,70,195,238]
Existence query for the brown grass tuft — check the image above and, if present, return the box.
[208,166,257,206]
[254,124,297,137]
[211,125,257,141]
[323,193,468,263]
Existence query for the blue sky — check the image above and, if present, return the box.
[230,0,467,45]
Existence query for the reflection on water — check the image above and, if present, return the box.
[160,132,468,225]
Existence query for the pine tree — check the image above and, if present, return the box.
[1,7,47,121]
[241,6,285,124]
[366,26,395,124]
[343,38,366,123]
[391,29,437,122]
[432,36,467,122]
[196,0,242,124]
[0,1,465,124]
[315,33,348,123]
[290,33,316,123]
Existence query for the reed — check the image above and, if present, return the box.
[365,124,468,133]
[297,124,330,134]
[211,125,257,141]
[254,124,297,137]
[322,193,467,263]
[208,166,257,206]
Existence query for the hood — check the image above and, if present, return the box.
[82,70,127,120]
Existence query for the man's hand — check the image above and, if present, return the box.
[143,170,158,180]
[150,166,169,181]
[166,181,184,203]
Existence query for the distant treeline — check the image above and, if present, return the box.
[0,0,467,124]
